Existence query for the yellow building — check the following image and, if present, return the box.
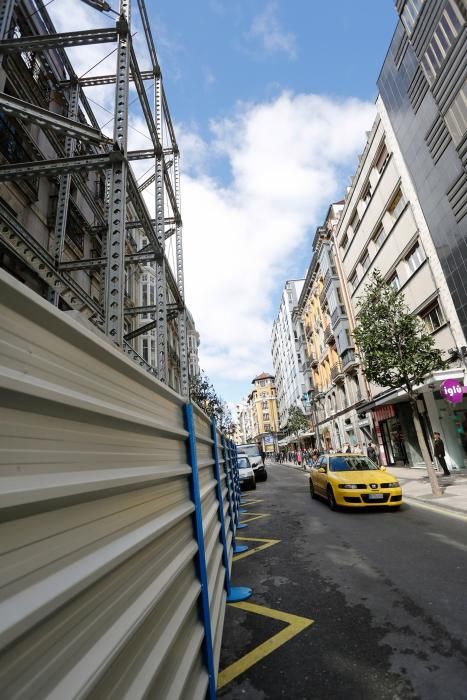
[247,373,280,452]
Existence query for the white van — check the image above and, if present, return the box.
[237,444,267,481]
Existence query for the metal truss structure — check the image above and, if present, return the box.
[0,0,188,395]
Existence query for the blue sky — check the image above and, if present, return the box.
[52,1,398,413]
[143,1,398,410]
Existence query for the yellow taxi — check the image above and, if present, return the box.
[309,453,402,510]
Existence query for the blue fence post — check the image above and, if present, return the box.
[184,403,216,700]
[212,420,252,603]
[221,436,248,554]
[231,440,248,530]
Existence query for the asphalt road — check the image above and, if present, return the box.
[218,463,467,700]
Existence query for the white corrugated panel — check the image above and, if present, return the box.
[0,270,228,699]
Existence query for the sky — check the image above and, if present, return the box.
[49,0,398,411]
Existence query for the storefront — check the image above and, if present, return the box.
[371,403,424,467]
[424,375,467,471]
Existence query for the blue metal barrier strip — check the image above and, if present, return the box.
[222,435,238,529]
[185,403,216,700]
[211,419,231,596]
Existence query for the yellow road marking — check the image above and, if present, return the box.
[239,511,270,524]
[217,602,314,689]
[405,496,467,522]
[240,498,264,506]
[233,536,281,562]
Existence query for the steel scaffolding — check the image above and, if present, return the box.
[0,0,188,394]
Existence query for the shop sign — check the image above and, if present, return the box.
[440,379,465,404]
[264,435,274,444]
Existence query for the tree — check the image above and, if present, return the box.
[189,371,235,436]
[286,406,309,443]
[353,270,446,496]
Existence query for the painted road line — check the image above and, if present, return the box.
[217,602,314,689]
[239,511,271,524]
[240,498,264,506]
[405,496,467,522]
[233,536,281,562]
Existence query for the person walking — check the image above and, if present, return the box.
[433,432,451,476]
[367,442,378,464]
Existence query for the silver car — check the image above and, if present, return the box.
[238,456,256,490]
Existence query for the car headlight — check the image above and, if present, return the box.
[385,481,400,488]
[339,484,360,490]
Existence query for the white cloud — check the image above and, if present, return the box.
[247,1,297,60]
[179,93,375,385]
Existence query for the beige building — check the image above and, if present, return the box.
[334,109,466,468]
[240,373,280,453]
[297,203,371,452]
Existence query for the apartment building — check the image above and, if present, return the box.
[334,109,466,468]
[375,0,467,468]
[296,203,371,452]
[271,280,306,429]
[247,373,280,452]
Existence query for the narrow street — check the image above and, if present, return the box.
[219,463,467,700]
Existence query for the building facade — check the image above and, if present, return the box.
[271,279,306,429]
[236,373,280,452]
[334,109,466,469]
[297,203,371,452]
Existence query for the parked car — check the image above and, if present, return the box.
[237,444,267,481]
[238,456,256,490]
[309,453,402,510]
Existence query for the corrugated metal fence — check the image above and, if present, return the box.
[0,270,250,699]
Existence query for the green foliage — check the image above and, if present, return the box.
[286,405,309,435]
[353,270,446,397]
[189,371,235,435]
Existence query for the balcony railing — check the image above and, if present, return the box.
[330,362,344,383]
[323,323,335,344]
[342,348,358,370]
[331,303,347,328]
[323,267,338,292]
[319,287,328,307]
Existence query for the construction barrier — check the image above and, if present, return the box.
[0,269,251,699]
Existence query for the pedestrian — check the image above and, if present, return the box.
[297,450,302,467]
[353,443,362,454]
[260,448,266,465]
[367,441,378,463]
[311,448,319,464]
[344,443,351,454]
[433,432,450,476]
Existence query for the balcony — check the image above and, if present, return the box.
[319,287,328,307]
[305,347,318,368]
[330,362,345,383]
[323,267,338,293]
[331,303,347,328]
[342,348,358,371]
[323,323,335,345]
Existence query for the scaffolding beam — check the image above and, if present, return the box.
[0,153,111,181]
[0,92,112,144]
[0,27,118,53]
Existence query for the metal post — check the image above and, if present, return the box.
[0,0,14,42]
[212,420,251,602]
[174,151,188,396]
[52,82,79,283]
[184,404,216,700]
[154,73,167,382]
[104,2,130,345]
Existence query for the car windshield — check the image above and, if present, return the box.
[329,456,379,472]
[238,457,250,469]
[238,445,260,457]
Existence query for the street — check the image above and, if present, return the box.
[218,463,467,700]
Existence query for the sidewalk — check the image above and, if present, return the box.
[271,460,467,516]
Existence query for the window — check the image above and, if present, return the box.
[262,401,268,409]
[340,233,349,250]
[388,272,401,291]
[421,1,463,84]
[406,241,426,273]
[401,0,424,34]
[387,189,406,220]
[373,224,387,249]
[264,423,271,432]
[374,143,389,173]
[360,251,370,273]
[349,209,360,232]
[361,181,372,203]
[349,271,359,291]
[421,302,444,333]
[445,80,467,145]
[263,413,270,421]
